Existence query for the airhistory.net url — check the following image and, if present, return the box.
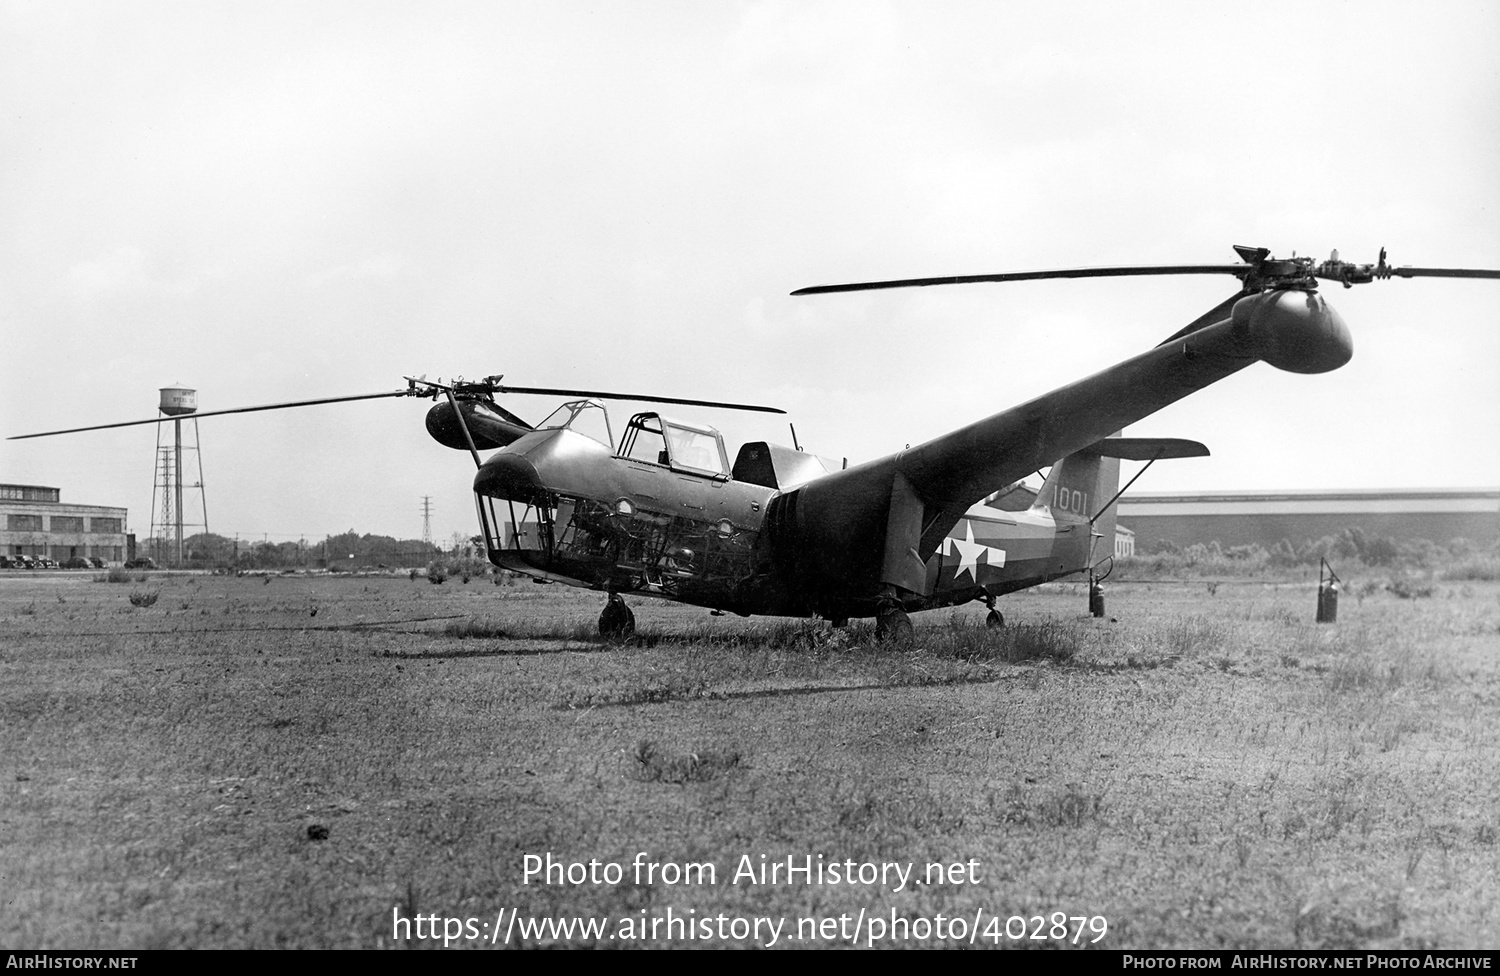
[391,906,1109,947]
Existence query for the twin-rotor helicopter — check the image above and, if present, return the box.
[12,246,1498,639]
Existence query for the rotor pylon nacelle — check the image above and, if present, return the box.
[424,399,532,452]
[1232,289,1353,374]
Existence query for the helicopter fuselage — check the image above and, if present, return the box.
[469,413,1103,620]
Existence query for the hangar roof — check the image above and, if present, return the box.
[1119,487,1498,517]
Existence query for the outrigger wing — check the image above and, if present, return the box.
[777,286,1352,604]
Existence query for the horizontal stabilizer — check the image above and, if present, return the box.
[1077,437,1209,461]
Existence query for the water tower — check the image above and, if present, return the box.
[149,386,209,567]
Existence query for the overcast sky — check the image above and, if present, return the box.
[3,0,1497,546]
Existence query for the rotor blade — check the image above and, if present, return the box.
[1389,266,1500,279]
[496,385,785,414]
[7,390,413,440]
[792,264,1250,295]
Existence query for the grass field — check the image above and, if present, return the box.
[2,569,1497,949]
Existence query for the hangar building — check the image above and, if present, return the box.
[1116,487,1499,552]
[1,483,129,564]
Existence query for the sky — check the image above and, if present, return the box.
[2,0,1497,546]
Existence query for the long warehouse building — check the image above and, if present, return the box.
[1116,487,1500,551]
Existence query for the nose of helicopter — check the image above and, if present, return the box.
[473,451,545,504]
[472,427,618,505]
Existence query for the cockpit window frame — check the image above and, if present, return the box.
[617,412,669,466]
[616,412,731,480]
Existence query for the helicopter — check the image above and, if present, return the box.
[11,245,1498,640]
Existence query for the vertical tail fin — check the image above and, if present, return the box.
[1032,438,1122,569]
[1029,435,1209,570]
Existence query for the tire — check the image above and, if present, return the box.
[598,596,635,639]
[986,609,1005,629]
[875,606,913,643]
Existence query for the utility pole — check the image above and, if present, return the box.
[421,496,433,547]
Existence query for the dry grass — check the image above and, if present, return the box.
[1,571,1497,949]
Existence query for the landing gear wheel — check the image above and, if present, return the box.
[598,594,635,639]
[875,604,914,643]
[982,591,1004,629]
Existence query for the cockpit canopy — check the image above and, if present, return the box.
[520,400,731,478]
[618,412,730,479]
[533,398,614,449]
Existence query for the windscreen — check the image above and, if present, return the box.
[666,423,726,476]
[532,399,613,448]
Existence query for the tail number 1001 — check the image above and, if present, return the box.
[1053,487,1088,515]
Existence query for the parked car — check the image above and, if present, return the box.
[88,557,106,569]
[35,558,59,569]
[62,557,92,569]
[124,557,158,570]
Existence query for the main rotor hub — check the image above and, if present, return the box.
[1240,246,1394,292]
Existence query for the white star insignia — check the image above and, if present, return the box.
[943,520,1006,583]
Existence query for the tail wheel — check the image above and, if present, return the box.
[986,609,1005,629]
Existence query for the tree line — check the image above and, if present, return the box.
[153,531,451,570]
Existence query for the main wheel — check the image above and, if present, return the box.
[598,595,635,639]
[986,609,1005,629]
[875,605,914,643]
